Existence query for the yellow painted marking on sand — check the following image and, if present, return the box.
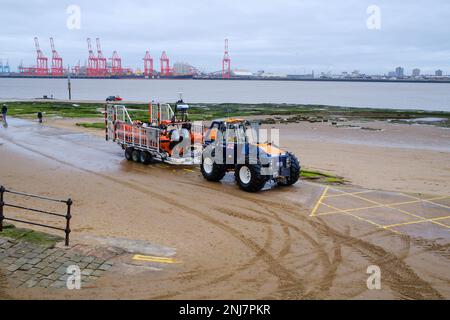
[310,186,329,217]
[132,254,178,264]
[316,196,448,216]
[317,192,449,228]
[323,190,373,199]
[338,190,450,228]
[382,215,450,229]
[399,194,450,211]
[319,202,401,235]
[183,168,195,173]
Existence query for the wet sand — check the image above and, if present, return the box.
[277,120,450,196]
[0,118,449,299]
[49,117,450,195]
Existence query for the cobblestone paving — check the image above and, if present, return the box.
[0,237,118,289]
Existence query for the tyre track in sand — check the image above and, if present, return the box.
[254,197,444,299]
[6,137,311,299]
[5,136,444,299]
[119,169,341,298]
[170,179,340,298]
[4,133,298,298]
[167,180,340,299]
[238,198,342,299]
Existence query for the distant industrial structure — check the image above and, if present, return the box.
[2,37,449,82]
[50,38,63,76]
[0,59,10,74]
[222,39,231,79]
[13,37,233,79]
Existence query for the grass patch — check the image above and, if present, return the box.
[76,122,105,129]
[3,101,449,128]
[0,224,62,248]
[301,169,346,184]
[4,101,102,118]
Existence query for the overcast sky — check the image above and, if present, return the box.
[1,0,449,74]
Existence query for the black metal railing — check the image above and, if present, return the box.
[0,186,72,246]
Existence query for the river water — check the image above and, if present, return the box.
[1,78,449,111]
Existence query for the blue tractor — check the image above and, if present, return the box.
[201,118,301,192]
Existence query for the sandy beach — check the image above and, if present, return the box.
[0,117,449,299]
[48,117,450,195]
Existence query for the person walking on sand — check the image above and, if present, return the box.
[1,104,7,121]
[37,111,43,123]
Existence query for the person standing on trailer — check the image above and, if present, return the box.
[1,104,7,121]
[37,111,43,123]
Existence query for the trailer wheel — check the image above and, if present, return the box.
[139,151,152,164]
[131,149,141,163]
[235,164,267,192]
[125,147,133,161]
[201,155,226,182]
[279,152,300,186]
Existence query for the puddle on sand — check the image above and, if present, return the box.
[0,117,124,172]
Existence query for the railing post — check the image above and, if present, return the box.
[65,198,72,246]
[105,104,108,141]
[0,185,5,232]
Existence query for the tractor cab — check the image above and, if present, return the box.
[204,118,260,145]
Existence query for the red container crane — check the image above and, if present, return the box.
[110,51,123,76]
[96,38,108,76]
[160,51,171,76]
[86,38,98,76]
[222,39,231,79]
[50,37,63,76]
[34,37,49,76]
[143,51,154,77]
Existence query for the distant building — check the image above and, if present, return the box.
[412,68,421,77]
[287,74,312,79]
[395,67,404,78]
[232,69,254,77]
[173,62,193,75]
[435,69,443,77]
[388,71,397,78]
[259,72,286,78]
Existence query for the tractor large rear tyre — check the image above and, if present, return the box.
[201,155,226,182]
[125,147,133,161]
[279,152,300,186]
[235,163,267,192]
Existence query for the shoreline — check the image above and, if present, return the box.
[1,99,450,114]
[2,78,450,111]
[2,74,450,84]
[2,100,450,194]
[28,115,450,196]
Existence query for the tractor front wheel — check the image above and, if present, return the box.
[235,164,267,192]
[279,152,300,186]
[201,155,226,181]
